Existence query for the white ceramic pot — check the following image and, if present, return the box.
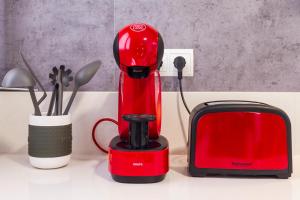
[28,114,72,169]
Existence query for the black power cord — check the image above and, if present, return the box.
[173,56,191,114]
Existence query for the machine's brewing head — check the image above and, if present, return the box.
[113,23,164,78]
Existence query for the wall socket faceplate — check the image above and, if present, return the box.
[159,49,194,77]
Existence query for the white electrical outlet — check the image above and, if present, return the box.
[159,49,194,77]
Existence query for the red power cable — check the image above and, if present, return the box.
[92,118,118,154]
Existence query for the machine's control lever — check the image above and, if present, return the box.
[123,114,156,149]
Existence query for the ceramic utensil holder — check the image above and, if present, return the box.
[28,114,72,169]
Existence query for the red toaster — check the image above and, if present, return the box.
[188,101,292,178]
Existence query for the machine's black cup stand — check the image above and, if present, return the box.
[123,114,155,149]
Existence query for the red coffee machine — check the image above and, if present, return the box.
[109,23,169,183]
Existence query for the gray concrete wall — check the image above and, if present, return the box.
[0,0,5,73]
[1,0,300,91]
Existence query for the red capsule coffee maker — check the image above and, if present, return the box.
[109,23,169,183]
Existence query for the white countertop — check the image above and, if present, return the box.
[0,154,299,200]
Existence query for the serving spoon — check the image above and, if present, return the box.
[63,60,101,115]
[2,68,41,115]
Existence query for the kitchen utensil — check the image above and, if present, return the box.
[47,84,58,116]
[54,84,59,116]
[2,68,41,115]
[50,66,73,86]
[49,66,73,87]
[188,101,292,178]
[63,60,101,115]
[57,68,63,115]
[50,66,58,84]
[48,66,73,115]
[20,51,47,105]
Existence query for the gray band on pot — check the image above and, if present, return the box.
[28,124,72,158]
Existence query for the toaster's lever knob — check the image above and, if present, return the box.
[123,114,156,149]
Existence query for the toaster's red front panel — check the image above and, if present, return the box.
[195,112,288,170]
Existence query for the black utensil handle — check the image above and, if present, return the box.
[54,86,59,116]
[58,88,63,115]
[63,87,78,115]
[29,87,41,116]
[57,70,64,115]
[47,85,58,116]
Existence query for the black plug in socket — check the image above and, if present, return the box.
[173,56,186,80]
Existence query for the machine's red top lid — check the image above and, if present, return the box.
[113,23,164,73]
